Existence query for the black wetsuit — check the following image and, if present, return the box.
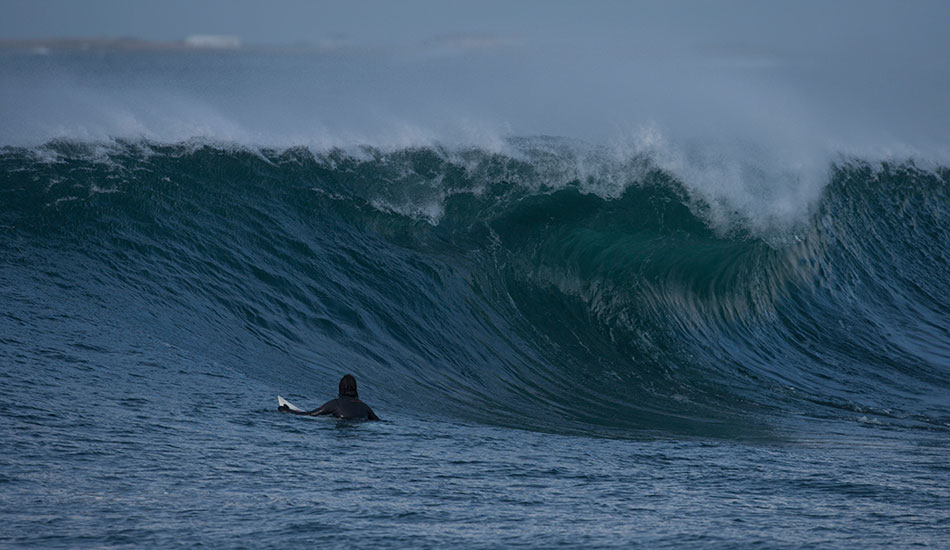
[282,395,380,421]
[307,395,380,421]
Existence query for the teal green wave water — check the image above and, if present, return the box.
[3,140,947,436]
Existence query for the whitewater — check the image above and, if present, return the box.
[2,5,950,547]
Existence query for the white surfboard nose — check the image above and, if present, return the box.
[277,395,304,412]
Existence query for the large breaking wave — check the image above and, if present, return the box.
[1,138,948,437]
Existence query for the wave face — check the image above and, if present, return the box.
[2,139,948,437]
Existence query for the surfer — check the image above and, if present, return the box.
[278,374,380,421]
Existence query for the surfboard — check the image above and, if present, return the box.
[277,395,304,412]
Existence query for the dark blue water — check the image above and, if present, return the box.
[1,50,949,548]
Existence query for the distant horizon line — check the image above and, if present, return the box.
[0,35,354,53]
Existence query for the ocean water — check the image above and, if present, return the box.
[1,48,949,548]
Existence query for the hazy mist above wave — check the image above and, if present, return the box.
[3,0,949,149]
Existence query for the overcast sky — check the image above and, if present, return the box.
[3,1,949,156]
[2,0,947,53]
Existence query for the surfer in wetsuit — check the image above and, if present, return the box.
[278,374,380,420]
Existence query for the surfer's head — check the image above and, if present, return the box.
[338,374,358,398]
